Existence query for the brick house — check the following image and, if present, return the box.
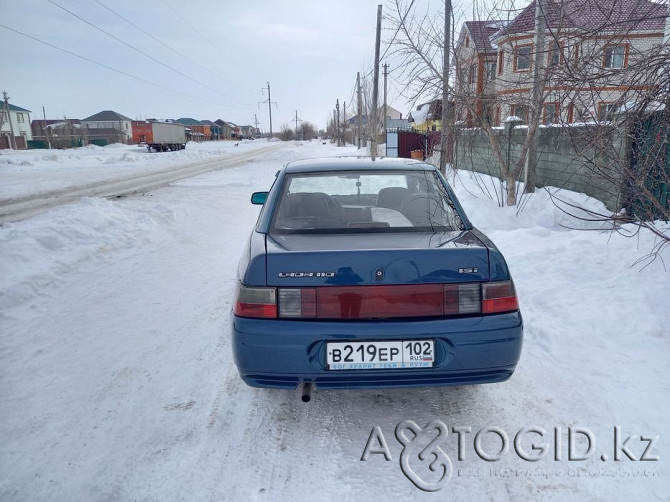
[455,21,503,125]
[175,118,209,141]
[455,0,669,125]
[31,119,81,148]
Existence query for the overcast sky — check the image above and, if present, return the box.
[0,0,447,131]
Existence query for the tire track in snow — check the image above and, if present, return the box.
[0,144,284,223]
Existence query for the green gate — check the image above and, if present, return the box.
[627,109,670,220]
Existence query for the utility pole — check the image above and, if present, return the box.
[2,91,17,150]
[370,4,382,159]
[357,72,362,149]
[343,101,347,145]
[333,109,336,141]
[43,106,51,149]
[382,63,389,142]
[259,82,276,137]
[294,110,303,140]
[254,113,261,136]
[439,0,451,174]
[336,99,341,147]
[525,0,548,194]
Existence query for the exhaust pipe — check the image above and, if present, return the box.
[300,382,312,403]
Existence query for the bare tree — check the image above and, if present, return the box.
[300,121,317,140]
[279,123,294,142]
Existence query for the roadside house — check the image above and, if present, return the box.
[1,103,32,149]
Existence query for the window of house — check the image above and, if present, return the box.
[543,103,558,124]
[498,50,504,74]
[469,64,477,84]
[485,61,497,81]
[17,113,24,123]
[1,111,8,122]
[515,45,532,71]
[567,103,575,123]
[598,102,618,121]
[603,45,626,69]
[511,105,529,122]
[465,36,470,47]
[548,42,561,66]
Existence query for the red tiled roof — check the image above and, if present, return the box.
[496,0,667,38]
[464,21,501,52]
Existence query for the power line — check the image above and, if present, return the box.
[92,0,243,94]
[379,0,416,62]
[0,23,230,107]
[158,0,222,50]
[47,0,241,104]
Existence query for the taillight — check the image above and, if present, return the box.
[444,283,481,315]
[234,281,518,320]
[278,288,316,318]
[482,280,519,314]
[234,285,277,318]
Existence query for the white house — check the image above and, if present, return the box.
[81,110,133,143]
[0,103,33,149]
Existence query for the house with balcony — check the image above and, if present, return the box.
[1,103,33,149]
[455,0,669,125]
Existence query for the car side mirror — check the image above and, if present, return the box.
[251,192,268,205]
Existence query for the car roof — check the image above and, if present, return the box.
[283,156,437,174]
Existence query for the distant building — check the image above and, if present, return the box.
[238,125,260,139]
[81,110,132,144]
[214,119,235,139]
[201,120,223,140]
[175,118,209,142]
[31,119,81,148]
[407,99,454,132]
[1,102,32,149]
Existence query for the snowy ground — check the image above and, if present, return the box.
[1,140,668,501]
[0,139,273,200]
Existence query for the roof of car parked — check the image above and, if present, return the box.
[284,157,436,174]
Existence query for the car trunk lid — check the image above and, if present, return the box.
[265,230,490,287]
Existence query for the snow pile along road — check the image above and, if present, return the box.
[0,140,668,501]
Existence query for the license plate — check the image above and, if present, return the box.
[326,340,434,370]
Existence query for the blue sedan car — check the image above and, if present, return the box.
[232,157,522,398]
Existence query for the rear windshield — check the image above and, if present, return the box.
[270,170,464,234]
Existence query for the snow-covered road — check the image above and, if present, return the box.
[1,141,668,501]
[0,142,283,223]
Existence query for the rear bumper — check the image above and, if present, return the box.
[231,312,523,390]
